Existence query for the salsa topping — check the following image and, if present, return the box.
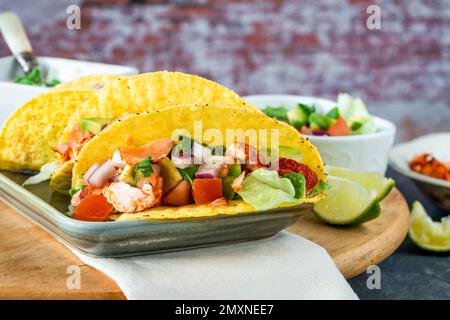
[410,153,450,182]
[70,137,327,221]
[277,157,318,192]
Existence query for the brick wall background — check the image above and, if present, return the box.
[0,0,449,141]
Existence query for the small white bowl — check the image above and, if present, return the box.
[0,55,138,83]
[0,55,139,127]
[244,95,396,174]
[389,133,450,212]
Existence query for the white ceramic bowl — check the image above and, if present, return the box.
[389,133,450,212]
[0,55,139,126]
[0,82,47,126]
[244,95,396,174]
[0,55,138,83]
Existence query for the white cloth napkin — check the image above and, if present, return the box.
[71,231,357,300]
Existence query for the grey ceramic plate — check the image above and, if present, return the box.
[389,133,450,212]
[0,171,310,257]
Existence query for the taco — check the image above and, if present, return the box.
[0,73,127,172]
[49,71,258,193]
[0,90,95,171]
[52,74,125,92]
[69,105,328,222]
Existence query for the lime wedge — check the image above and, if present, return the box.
[313,176,381,225]
[313,167,395,225]
[409,201,450,252]
[326,166,395,202]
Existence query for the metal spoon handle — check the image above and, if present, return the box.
[0,12,38,74]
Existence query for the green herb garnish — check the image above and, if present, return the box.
[69,184,84,197]
[134,157,153,183]
[178,165,199,184]
[14,67,61,87]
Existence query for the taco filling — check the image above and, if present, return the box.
[52,118,112,162]
[69,137,326,221]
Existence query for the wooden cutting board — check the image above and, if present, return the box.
[0,188,409,299]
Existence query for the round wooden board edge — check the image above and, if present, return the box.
[287,188,410,279]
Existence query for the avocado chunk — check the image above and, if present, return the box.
[287,105,309,129]
[81,118,111,135]
[159,157,183,194]
[309,113,334,130]
[222,176,237,200]
[228,164,241,177]
[119,164,136,186]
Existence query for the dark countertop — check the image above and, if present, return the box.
[348,168,450,300]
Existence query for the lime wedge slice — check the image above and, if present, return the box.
[313,176,381,225]
[313,167,395,225]
[409,201,450,252]
[326,166,395,202]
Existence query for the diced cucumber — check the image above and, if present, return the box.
[309,113,334,130]
[287,105,309,129]
[222,176,237,200]
[81,118,111,134]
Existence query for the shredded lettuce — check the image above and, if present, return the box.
[236,168,303,211]
[22,161,60,186]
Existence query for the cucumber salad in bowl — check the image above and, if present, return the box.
[262,93,377,137]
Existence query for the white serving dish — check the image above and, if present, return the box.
[0,55,138,83]
[0,55,139,126]
[0,82,47,126]
[389,133,450,212]
[244,95,396,175]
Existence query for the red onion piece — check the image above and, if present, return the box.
[83,163,99,185]
[112,150,126,168]
[312,130,327,136]
[195,166,219,179]
[87,160,117,188]
[171,154,193,169]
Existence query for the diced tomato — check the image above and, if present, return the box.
[328,116,352,136]
[120,138,174,165]
[72,194,113,222]
[192,178,223,205]
[277,157,318,192]
[163,180,192,206]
